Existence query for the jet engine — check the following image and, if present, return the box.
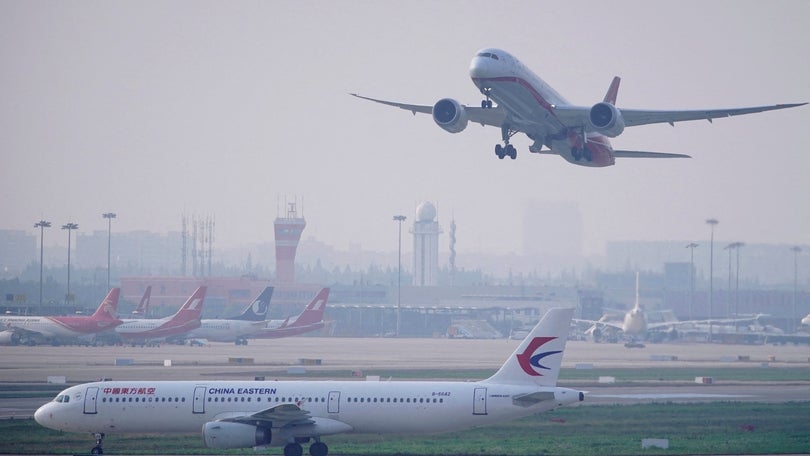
[432,98,468,133]
[587,102,625,137]
[0,330,20,345]
[202,421,272,449]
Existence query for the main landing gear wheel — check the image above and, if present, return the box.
[495,144,517,160]
[90,433,105,454]
[310,441,329,456]
[284,442,304,456]
[481,99,493,109]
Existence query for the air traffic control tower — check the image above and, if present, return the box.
[412,201,442,287]
[274,201,306,283]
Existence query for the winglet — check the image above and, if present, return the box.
[603,76,621,105]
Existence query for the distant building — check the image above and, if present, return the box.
[0,230,35,277]
[411,201,442,287]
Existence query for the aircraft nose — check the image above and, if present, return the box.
[34,403,50,426]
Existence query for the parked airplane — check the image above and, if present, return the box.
[181,287,274,345]
[252,288,329,339]
[130,286,152,316]
[35,307,581,456]
[576,273,760,343]
[0,288,121,345]
[802,314,810,327]
[114,287,206,344]
[352,48,806,167]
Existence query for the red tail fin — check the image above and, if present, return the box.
[603,76,621,105]
[287,288,329,327]
[91,288,120,321]
[167,286,206,325]
[133,286,152,316]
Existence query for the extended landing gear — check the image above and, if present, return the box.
[495,125,517,159]
[234,337,248,346]
[495,144,516,160]
[480,87,493,109]
[284,440,329,456]
[90,433,105,454]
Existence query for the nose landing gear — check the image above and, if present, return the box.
[90,433,105,454]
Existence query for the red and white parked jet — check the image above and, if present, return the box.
[0,288,122,345]
[252,288,329,339]
[353,47,806,167]
[115,286,206,344]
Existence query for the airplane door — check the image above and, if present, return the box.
[473,387,487,415]
[327,391,340,414]
[83,387,99,414]
[193,386,206,414]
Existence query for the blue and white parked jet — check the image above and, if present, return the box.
[35,307,582,456]
[353,48,805,166]
[182,286,274,345]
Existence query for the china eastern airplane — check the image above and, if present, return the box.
[252,287,329,339]
[180,286,273,345]
[0,288,122,345]
[114,286,206,344]
[35,307,581,456]
[352,48,806,166]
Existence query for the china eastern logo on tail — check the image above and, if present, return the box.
[516,336,562,376]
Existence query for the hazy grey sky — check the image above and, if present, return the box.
[2,0,808,258]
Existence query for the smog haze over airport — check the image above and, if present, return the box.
[2,0,808,259]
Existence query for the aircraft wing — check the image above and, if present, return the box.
[552,103,806,129]
[619,103,807,127]
[613,150,691,159]
[222,403,314,428]
[572,318,624,332]
[350,93,507,128]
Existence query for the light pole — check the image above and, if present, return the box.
[725,242,743,329]
[686,243,698,321]
[102,212,116,290]
[706,218,718,342]
[791,246,801,334]
[733,242,744,332]
[393,214,406,337]
[34,220,51,307]
[61,222,78,304]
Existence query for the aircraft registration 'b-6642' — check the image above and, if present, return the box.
[352,48,806,167]
[35,307,582,456]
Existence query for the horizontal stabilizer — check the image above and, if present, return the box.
[613,150,691,159]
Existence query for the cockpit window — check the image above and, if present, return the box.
[476,52,499,61]
[54,394,69,403]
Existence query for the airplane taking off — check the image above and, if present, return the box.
[182,287,274,345]
[114,287,206,344]
[0,288,122,345]
[252,287,329,339]
[35,307,581,456]
[352,48,806,167]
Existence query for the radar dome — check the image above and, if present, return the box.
[416,201,437,222]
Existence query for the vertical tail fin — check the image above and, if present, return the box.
[234,287,273,321]
[633,271,640,312]
[484,307,573,386]
[286,288,329,327]
[91,288,121,321]
[132,286,152,316]
[168,286,206,324]
[603,76,621,105]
